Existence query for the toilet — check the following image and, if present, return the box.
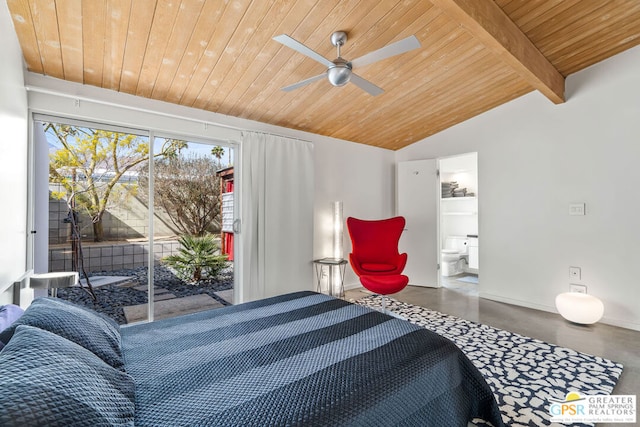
[441,236,468,276]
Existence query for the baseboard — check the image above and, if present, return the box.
[344,281,362,291]
[480,292,640,332]
[479,292,556,313]
[597,316,640,331]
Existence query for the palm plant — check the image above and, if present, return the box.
[211,145,225,162]
[163,234,227,282]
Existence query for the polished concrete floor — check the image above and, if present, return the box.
[344,281,640,402]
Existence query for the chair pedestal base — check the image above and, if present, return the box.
[381,304,406,320]
[359,274,409,317]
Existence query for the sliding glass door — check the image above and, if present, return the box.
[40,120,152,323]
[34,117,234,324]
[148,136,234,321]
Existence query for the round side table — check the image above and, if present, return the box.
[29,272,79,297]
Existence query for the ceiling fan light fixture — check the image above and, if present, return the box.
[274,31,420,96]
[327,60,352,87]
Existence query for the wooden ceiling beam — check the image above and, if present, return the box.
[429,0,565,104]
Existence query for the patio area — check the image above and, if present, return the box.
[55,265,233,324]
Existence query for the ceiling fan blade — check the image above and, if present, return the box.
[350,73,384,96]
[281,73,326,92]
[273,34,334,68]
[351,35,421,68]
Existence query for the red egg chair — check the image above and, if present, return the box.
[346,216,409,313]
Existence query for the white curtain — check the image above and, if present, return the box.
[240,132,314,302]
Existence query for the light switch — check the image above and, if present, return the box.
[569,203,585,216]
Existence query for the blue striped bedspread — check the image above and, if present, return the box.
[121,291,504,426]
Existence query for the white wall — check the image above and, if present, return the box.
[397,45,640,331]
[0,2,28,303]
[313,138,395,288]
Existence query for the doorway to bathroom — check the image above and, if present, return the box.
[438,152,479,295]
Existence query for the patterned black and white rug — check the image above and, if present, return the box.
[354,295,623,427]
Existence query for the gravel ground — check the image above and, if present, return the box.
[56,264,233,324]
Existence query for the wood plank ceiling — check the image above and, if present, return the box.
[6,0,640,150]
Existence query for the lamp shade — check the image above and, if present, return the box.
[332,201,343,259]
[331,201,344,296]
[555,292,604,324]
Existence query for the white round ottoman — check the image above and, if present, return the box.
[555,292,604,325]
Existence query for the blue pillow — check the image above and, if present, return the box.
[0,298,124,370]
[0,325,135,426]
[0,304,24,350]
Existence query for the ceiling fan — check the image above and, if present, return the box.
[273,31,421,96]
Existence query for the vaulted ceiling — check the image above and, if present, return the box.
[6,0,640,150]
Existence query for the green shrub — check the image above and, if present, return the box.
[163,234,227,282]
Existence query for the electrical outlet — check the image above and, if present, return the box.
[570,284,587,293]
[569,266,581,280]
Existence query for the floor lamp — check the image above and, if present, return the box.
[332,201,343,295]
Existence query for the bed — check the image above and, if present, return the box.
[0,291,504,426]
